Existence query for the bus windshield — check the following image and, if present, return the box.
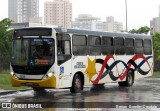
[11,38,55,66]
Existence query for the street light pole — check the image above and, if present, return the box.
[125,0,128,32]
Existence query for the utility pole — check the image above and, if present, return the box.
[125,0,128,32]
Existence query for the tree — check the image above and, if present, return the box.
[137,26,150,34]
[0,18,13,71]
[128,29,137,34]
[129,26,160,71]
[129,26,150,34]
[152,32,160,71]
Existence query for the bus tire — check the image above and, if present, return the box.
[118,70,134,87]
[32,87,45,92]
[118,82,125,87]
[70,74,83,93]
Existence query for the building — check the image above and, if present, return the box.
[72,15,123,32]
[29,17,42,24]
[44,0,72,28]
[103,16,123,32]
[9,21,58,29]
[150,17,160,32]
[8,0,39,23]
[72,14,103,31]
[150,5,160,33]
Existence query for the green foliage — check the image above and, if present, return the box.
[151,72,160,78]
[0,71,29,90]
[152,32,160,58]
[129,26,160,71]
[129,26,150,34]
[151,32,160,71]
[0,18,13,72]
[129,29,137,34]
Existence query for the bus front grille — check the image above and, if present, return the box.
[12,65,51,75]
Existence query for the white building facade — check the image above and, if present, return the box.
[150,5,160,33]
[72,15,123,32]
[150,17,160,32]
[103,16,123,32]
[44,0,72,28]
[72,14,103,31]
[8,0,39,23]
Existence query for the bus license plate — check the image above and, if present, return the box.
[25,82,33,86]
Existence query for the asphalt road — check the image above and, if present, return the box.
[0,78,160,111]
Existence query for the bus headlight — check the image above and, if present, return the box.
[10,71,14,76]
[11,72,18,79]
[42,73,53,79]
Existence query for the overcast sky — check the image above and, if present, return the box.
[0,0,160,30]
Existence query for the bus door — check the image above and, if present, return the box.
[57,33,72,88]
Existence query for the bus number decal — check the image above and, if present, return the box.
[74,62,86,69]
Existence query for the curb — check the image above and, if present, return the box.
[0,89,31,95]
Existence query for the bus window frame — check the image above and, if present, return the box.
[56,33,72,65]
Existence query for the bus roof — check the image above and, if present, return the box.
[54,28,152,39]
[13,27,152,39]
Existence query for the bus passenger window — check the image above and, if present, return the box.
[72,35,87,55]
[102,37,114,55]
[114,37,124,55]
[88,35,101,55]
[144,39,152,55]
[125,38,134,55]
[135,39,143,54]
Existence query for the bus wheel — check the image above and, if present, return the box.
[70,74,83,93]
[32,87,45,92]
[118,71,134,87]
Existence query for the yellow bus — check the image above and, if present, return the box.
[10,27,153,93]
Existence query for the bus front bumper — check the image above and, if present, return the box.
[10,75,56,88]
